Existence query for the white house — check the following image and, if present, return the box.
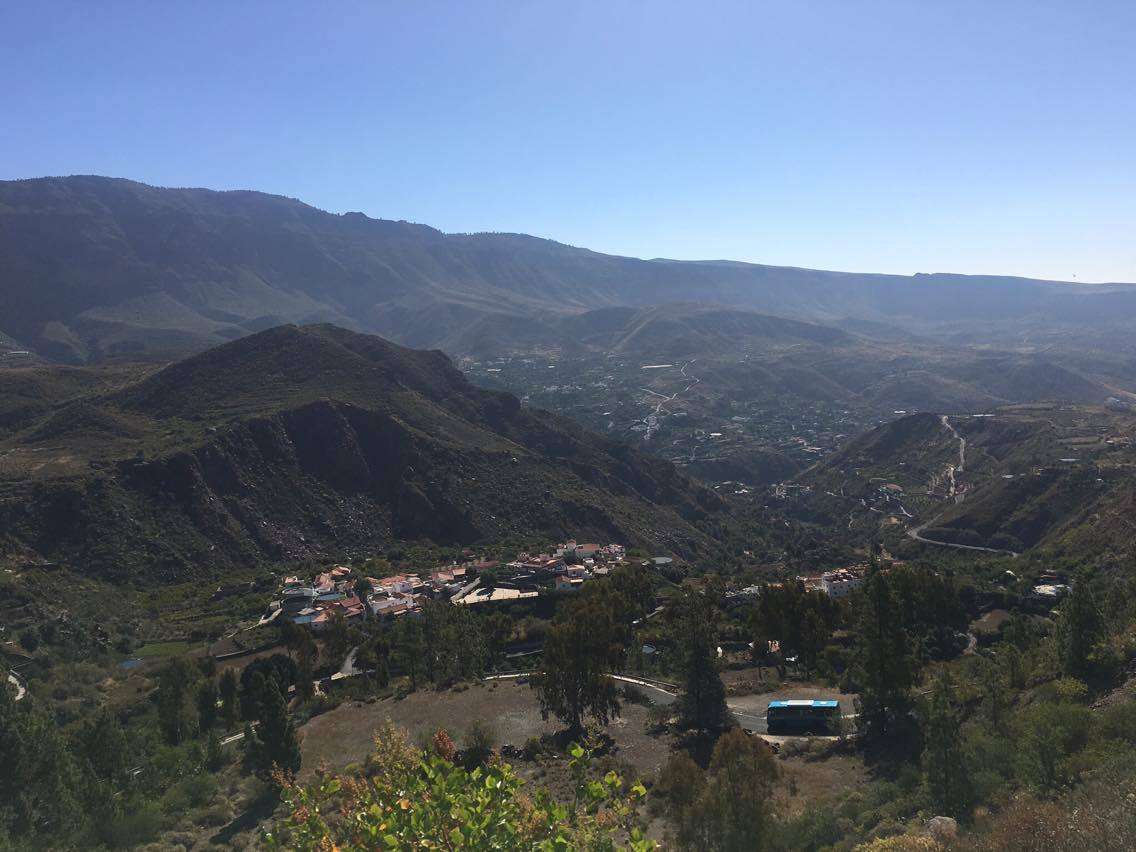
[820,566,869,598]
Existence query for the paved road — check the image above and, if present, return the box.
[904,418,1019,556]
[907,523,1018,557]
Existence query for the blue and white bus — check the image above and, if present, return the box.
[766,699,840,734]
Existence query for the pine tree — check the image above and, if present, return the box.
[852,572,917,739]
[205,730,225,772]
[1059,576,1104,680]
[393,616,427,690]
[156,657,198,745]
[674,594,731,733]
[798,609,829,678]
[78,708,129,787]
[678,728,779,851]
[219,667,239,728]
[921,671,973,818]
[248,679,301,779]
[197,678,219,732]
[0,688,85,840]
[295,656,316,701]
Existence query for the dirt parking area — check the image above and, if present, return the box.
[299,678,868,823]
[300,679,679,781]
[728,684,857,721]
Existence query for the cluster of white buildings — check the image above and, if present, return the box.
[270,539,631,624]
[502,540,629,594]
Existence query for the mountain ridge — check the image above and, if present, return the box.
[3,175,1135,364]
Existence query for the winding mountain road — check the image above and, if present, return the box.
[904,415,1018,557]
[940,414,966,500]
[906,523,1019,557]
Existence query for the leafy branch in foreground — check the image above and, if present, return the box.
[267,721,654,850]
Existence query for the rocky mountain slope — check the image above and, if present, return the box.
[0,325,726,581]
[3,175,1135,364]
[801,405,1136,561]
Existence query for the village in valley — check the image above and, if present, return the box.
[268,539,633,632]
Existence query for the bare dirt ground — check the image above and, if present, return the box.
[774,747,868,819]
[300,680,679,781]
[299,677,868,825]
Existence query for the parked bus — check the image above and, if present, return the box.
[766,699,840,734]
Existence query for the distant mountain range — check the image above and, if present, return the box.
[2,175,1135,364]
[0,325,725,581]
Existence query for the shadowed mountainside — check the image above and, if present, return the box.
[0,325,727,581]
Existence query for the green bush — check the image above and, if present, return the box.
[462,718,496,766]
[100,804,163,848]
[1017,700,1093,791]
[1097,701,1136,746]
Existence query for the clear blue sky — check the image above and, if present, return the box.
[3,1,1134,281]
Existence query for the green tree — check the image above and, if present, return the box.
[281,619,304,659]
[197,677,219,732]
[205,729,225,772]
[393,615,427,690]
[979,653,1013,735]
[156,656,199,745]
[481,611,514,666]
[77,708,130,788]
[294,630,319,701]
[322,612,352,669]
[748,581,839,674]
[1017,699,1092,792]
[421,601,487,686]
[0,687,86,841]
[603,563,655,624]
[920,670,973,818]
[852,572,917,740]
[461,719,496,767]
[240,655,297,720]
[798,609,829,678]
[1058,577,1104,680]
[218,667,239,728]
[660,729,779,851]
[654,754,705,848]
[354,577,373,621]
[247,678,301,779]
[672,593,731,733]
[698,729,779,851]
[531,599,626,734]
[353,631,391,692]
